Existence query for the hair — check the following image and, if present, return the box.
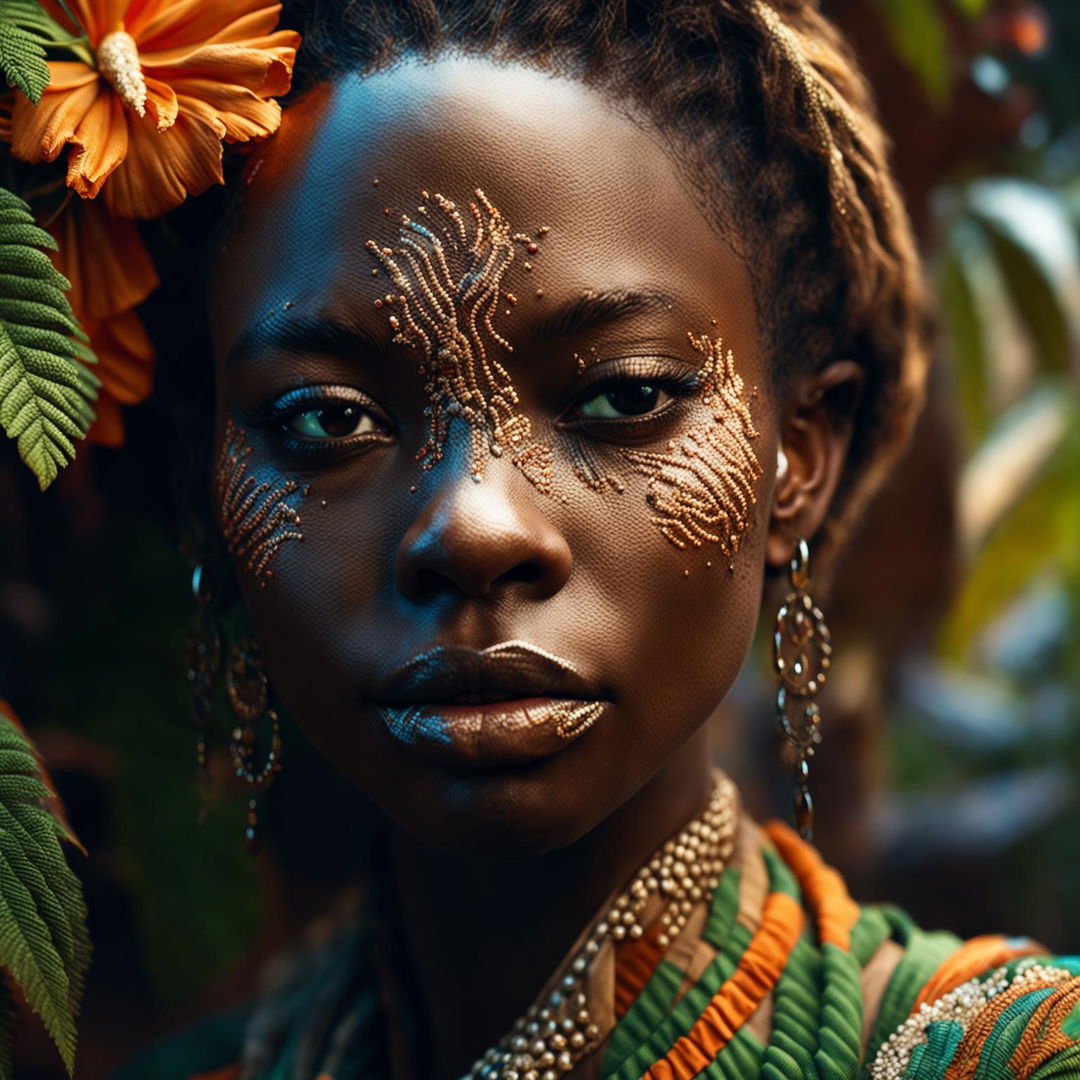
[154,0,930,571]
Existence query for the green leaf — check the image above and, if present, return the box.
[949,0,989,17]
[0,0,75,104]
[968,179,1080,375]
[0,701,90,1080]
[869,0,950,103]
[938,221,990,446]
[0,186,98,490]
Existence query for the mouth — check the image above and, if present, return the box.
[372,641,610,767]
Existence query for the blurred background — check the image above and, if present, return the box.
[1,0,1078,1075]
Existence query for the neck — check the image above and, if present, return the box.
[384,730,712,1078]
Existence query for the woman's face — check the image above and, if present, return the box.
[210,56,781,854]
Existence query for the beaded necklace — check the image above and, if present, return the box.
[462,771,738,1080]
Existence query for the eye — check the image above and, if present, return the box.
[577,381,674,420]
[288,403,381,440]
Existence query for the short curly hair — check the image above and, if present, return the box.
[157,0,930,568]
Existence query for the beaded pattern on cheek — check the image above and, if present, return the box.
[365,189,553,491]
[621,332,761,559]
[215,419,304,586]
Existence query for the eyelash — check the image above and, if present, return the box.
[560,369,703,428]
[237,364,704,460]
[237,385,392,461]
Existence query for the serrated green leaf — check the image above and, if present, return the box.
[0,187,98,490]
[0,21,48,104]
[0,701,89,1080]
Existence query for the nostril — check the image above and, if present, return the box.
[498,561,543,585]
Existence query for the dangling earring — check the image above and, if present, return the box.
[226,636,282,855]
[772,536,831,840]
[184,564,221,824]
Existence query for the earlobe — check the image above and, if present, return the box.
[765,359,864,570]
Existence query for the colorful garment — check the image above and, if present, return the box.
[112,815,1080,1079]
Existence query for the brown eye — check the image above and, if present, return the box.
[288,404,380,439]
[578,382,670,419]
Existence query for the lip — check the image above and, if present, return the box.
[372,641,610,767]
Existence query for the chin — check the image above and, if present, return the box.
[371,756,608,857]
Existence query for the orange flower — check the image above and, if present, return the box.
[11,0,299,218]
[50,199,159,445]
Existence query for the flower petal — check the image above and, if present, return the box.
[129,0,285,52]
[84,308,155,446]
[10,77,100,163]
[142,32,299,96]
[144,76,179,132]
[53,201,159,320]
[102,109,224,218]
[173,84,280,143]
[67,91,129,199]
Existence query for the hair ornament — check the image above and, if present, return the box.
[0,0,300,486]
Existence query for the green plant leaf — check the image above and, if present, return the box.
[869,0,950,103]
[0,701,90,1080]
[938,221,990,446]
[0,186,98,490]
[0,0,75,104]
[968,179,1080,374]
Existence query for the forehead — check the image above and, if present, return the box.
[211,55,760,362]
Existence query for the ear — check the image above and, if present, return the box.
[766,360,864,571]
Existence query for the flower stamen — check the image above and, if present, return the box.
[96,31,146,116]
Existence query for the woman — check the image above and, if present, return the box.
[110,0,1079,1077]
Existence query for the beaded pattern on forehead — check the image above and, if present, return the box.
[621,332,761,562]
[215,419,304,585]
[365,188,554,492]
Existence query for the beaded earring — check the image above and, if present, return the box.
[183,561,283,853]
[226,636,282,855]
[772,537,832,840]
[184,563,221,824]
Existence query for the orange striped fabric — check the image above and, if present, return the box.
[641,889,805,1079]
[911,934,1045,1011]
[614,921,668,1018]
[763,821,860,950]
[1010,979,1080,1078]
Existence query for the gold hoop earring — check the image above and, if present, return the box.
[226,636,283,856]
[772,537,831,840]
[184,563,221,824]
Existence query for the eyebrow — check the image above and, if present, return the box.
[227,286,680,366]
[226,311,381,368]
[535,287,680,341]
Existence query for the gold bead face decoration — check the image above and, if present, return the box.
[365,188,553,491]
[619,332,762,560]
[215,418,304,585]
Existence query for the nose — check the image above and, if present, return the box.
[395,468,573,603]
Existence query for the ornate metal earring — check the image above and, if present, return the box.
[226,635,282,855]
[772,536,832,840]
[184,563,221,823]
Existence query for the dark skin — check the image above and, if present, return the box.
[210,56,861,1078]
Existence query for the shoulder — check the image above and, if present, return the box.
[763,821,1080,1078]
[864,937,1080,1079]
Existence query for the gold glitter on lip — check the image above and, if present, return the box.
[620,332,762,558]
[215,419,304,585]
[365,189,554,491]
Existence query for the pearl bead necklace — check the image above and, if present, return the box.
[465,771,737,1080]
